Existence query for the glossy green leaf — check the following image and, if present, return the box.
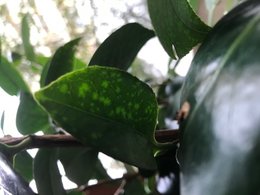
[16,91,49,134]
[42,38,81,86]
[35,66,158,170]
[21,14,35,61]
[89,23,155,70]
[0,152,35,194]
[13,151,33,182]
[148,0,211,59]
[178,1,260,194]
[34,149,66,195]
[0,56,29,95]
[58,148,108,185]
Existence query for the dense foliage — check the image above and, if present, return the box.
[1,0,260,194]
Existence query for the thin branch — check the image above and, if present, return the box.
[0,134,84,148]
[0,129,179,149]
[78,173,139,192]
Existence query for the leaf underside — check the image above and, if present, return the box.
[148,0,211,59]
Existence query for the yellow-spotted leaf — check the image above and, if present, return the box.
[35,66,158,170]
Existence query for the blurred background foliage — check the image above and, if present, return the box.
[0,0,241,90]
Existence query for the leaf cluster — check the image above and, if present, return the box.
[1,0,259,195]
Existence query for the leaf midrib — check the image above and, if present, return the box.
[41,94,142,134]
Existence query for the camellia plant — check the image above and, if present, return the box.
[0,0,260,194]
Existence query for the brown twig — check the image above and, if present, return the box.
[0,129,179,149]
[78,173,139,192]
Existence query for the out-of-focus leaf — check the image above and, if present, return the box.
[148,0,211,59]
[66,190,83,195]
[0,56,29,95]
[0,152,35,194]
[16,91,49,134]
[0,111,4,131]
[42,38,81,86]
[156,147,179,195]
[93,159,110,180]
[89,23,155,70]
[188,0,199,12]
[35,66,158,170]
[13,151,33,182]
[35,55,50,66]
[178,1,260,194]
[11,52,22,63]
[21,14,35,61]
[34,149,66,195]
[58,148,108,185]
[124,178,147,195]
[157,77,184,129]
[74,58,86,70]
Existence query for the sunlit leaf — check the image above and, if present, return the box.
[178,1,260,194]
[35,66,158,170]
[21,14,35,61]
[34,149,66,195]
[0,56,29,95]
[16,91,49,134]
[148,0,211,59]
[0,152,34,194]
[89,23,155,70]
[41,38,81,86]
[13,151,33,182]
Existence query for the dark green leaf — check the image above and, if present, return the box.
[35,66,158,170]
[66,189,83,195]
[156,148,179,195]
[34,149,66,195]
[21,14,35,61]
[124,178,147,195]
[58,148,108,185]
[89,23,155,70]
[11,52,22,63]
[178,1,260,194]
[148,0,211,59]
[13,151,33,182]
[0,152,35,194]
[42,38,81,86]
[0,56,29,95]
[16,91,49,134]
[92,158,110,180]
